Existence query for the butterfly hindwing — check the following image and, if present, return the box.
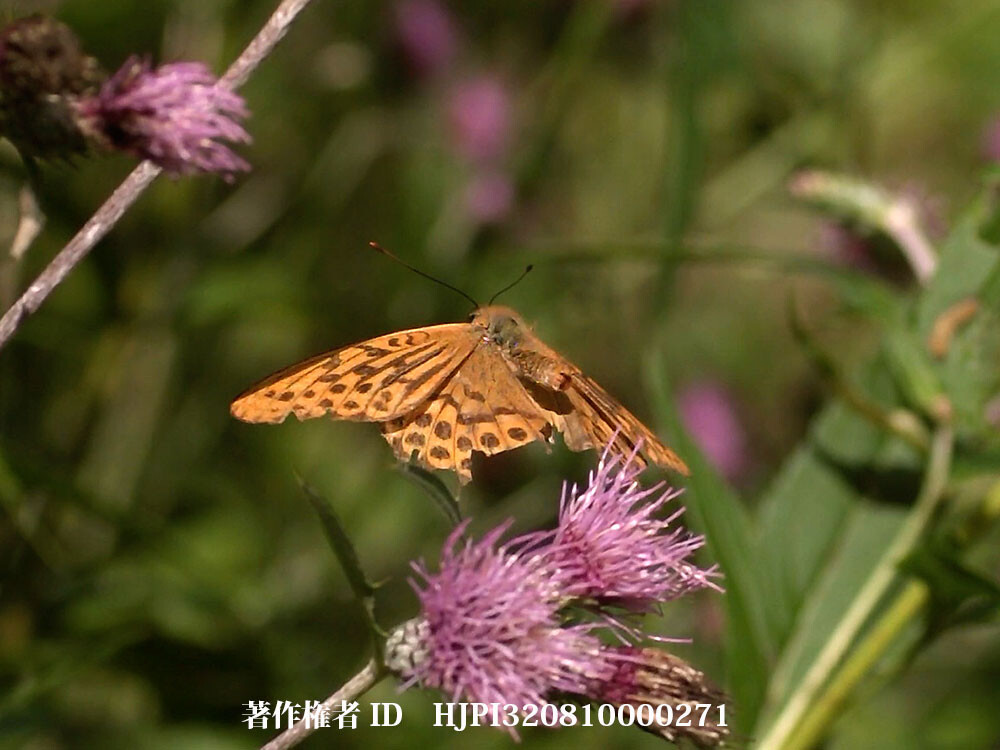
[230,324,476,424]
[381,345,551,483]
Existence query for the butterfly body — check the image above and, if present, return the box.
[231,304,688,483]
[474,305,571,390]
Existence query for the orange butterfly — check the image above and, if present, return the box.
[231,305,688,483]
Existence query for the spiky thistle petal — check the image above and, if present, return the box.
[76,55,250,178]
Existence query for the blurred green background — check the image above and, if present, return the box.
[2,0,1000,748]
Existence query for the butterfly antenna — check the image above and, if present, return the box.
[369,242,479,308]
[488,264,533,306]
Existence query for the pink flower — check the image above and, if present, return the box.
[678,381,749,482]
[76,56,250,178]
[386,449,725,742]
[983,116,1000,163]
[392,0,458,78]
[545,446,720,608]
[463,171,514,223]
[447,75,511,164]
[393,522,611,724]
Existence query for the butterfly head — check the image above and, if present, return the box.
[471,305,529,348]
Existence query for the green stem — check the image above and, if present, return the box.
[785,582,928,750]
[788,295,930,452]
[757,422,954,750]
[777,473,1000,750]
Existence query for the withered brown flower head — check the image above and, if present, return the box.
[0,14,103,158]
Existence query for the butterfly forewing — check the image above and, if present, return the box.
[231,303,689,482]
[560,372,689,475]
[230,324,476,424]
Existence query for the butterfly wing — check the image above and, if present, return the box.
[230,324,478,424]
[381,344,552,483]
[555,372,689,475]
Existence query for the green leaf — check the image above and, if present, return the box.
[788,296,929,451]
[901,542,1000,638]
[759,503,906,729]
[754,364,911,731]
[918,197,1000,435]
[822,256,905,326]
[936,308,1000,436]
[881,328,945,418]
[917,209,999,335]
[978,262,1000,311]
[299,479,386,660]
[396,461,463,527]
[645,352,773,731]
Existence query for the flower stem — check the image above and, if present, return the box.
[757,420,954,750]
[0,0,317,354]
[784,475,1000,749]
[261,659,383,750]
[783,581,928,750]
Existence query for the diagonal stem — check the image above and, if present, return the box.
[0,0,317,354]
[756,421,954,750]
[261,659,383,750]
[774,475,1000,750]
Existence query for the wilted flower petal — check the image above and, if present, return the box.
[584,646,730,748]
[77,56,250,178]
[0,14,102,158]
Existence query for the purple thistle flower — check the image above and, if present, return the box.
[447,75,511,165]
[392,521,613,724]
[545,445,720,608]
[392,0,458,79]
[76,56,250,178]
[678,381,749,483]
[385,453,727,743]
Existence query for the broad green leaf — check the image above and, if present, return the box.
[754,369,914,730]
[645,352,773,731]
[916,209,999,335]
[901,542,1000,638]
[919,196,1000,437]
[759,502,905,728]
[978,263,1000,311]
[937,309,1000,436]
